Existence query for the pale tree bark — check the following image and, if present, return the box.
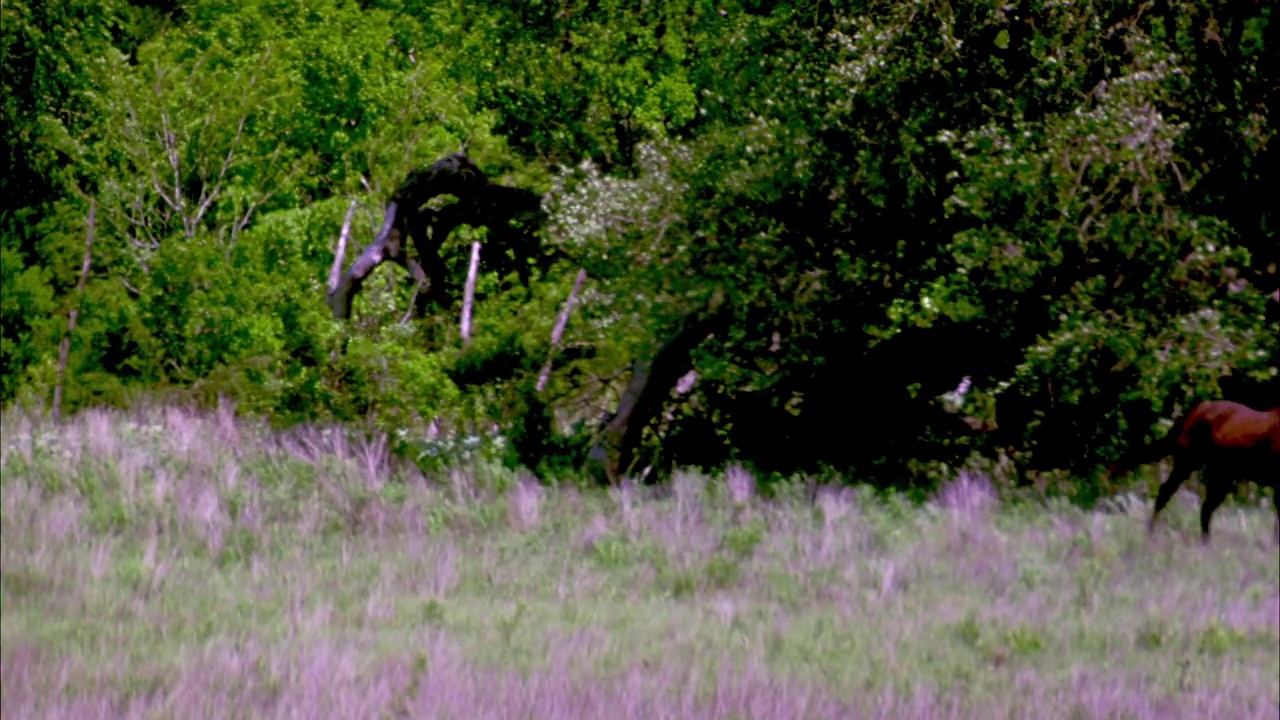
[327,199,359,295]
[536,268,588,393]
[52,201,97,423]
[326,152,549,322]
[460,241,482,347]
[325,198,431,322]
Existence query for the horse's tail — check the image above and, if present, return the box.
[1107,408,1197,479]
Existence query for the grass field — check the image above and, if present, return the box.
[2,406,1278,719]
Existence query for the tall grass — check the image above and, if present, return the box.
[2,405,1277,719]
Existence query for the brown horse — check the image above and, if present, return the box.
[1112,400,1279,543]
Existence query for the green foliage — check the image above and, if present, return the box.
[3,0,490,429]
[3,0,1276,497]
[0,234,57,401]
[531,0,1278,481]
[1198,621,1248,657]
[938,28,1273,465]
[590,532,635,569]
[1,0,155,205]
[1002,625,1047,656]
[704,554,743,589]
[722,520,766,559]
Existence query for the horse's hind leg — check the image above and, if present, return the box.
[1271,488,1279,544]
[1150,457,1194,535]
[1198,472,1231,544]
[1270,476,1280,544]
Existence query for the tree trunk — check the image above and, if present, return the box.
[52,201,96,423]
[586,306,729,483]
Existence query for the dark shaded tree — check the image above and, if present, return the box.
[326,152,550,321]
[584,302,732,483]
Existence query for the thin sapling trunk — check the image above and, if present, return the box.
[461,240,481,347]
[52,200,97,423]
[536,268,588,393]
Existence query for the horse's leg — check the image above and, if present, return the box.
[1271,473,1280,544]
[1149,457,1194,534]
[1271,483,1279,544]
[1198,469,1232,544]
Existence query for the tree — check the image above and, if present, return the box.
[326,152,549,321]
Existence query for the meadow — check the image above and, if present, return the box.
[2,406,1278,720]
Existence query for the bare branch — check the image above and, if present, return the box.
[1169,160,1188,192]
[461,240,482,347]
[327,201,408,320]
[328,153,549,321]
[537,268,589,393]
[230,187,275,247]
[400,276,425,325]
[151,176,180,215]
[160,109,183,218]
[328,199,359,295]
[192,112,249,233]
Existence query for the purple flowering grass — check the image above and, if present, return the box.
[2,406,1277,719]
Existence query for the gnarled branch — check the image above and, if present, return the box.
[326,152,551,322]
[585,305,730,484]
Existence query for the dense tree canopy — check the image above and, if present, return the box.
[3,0,1276,490]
